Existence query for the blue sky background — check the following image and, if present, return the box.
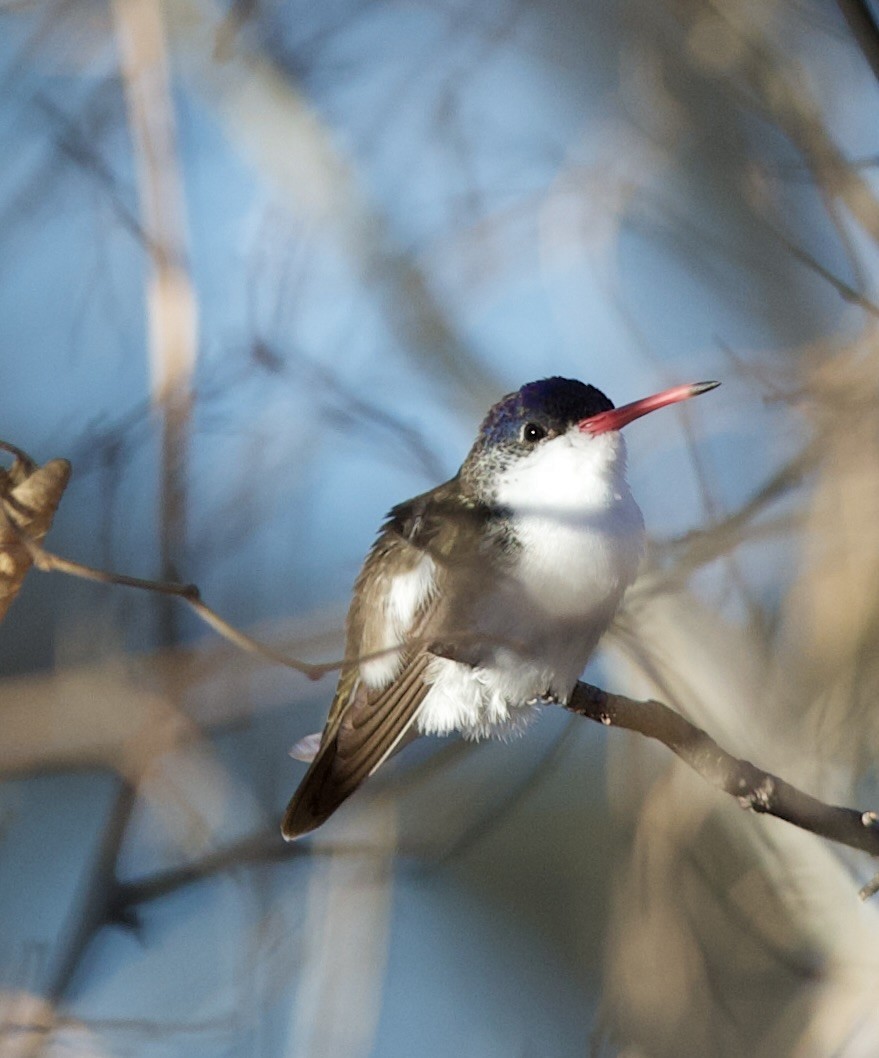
[2,2,879,1056]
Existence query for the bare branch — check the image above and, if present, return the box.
[113,0,198,646]
[6,526,327,680]
[110,830,308,910]
[567,682,879,898]
[837,0,879,84]
[0,476,527,684]
[32,675,879,926]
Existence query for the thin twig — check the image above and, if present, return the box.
[9,527,326,680]
[1,497,528,682]
[773,227,879,318]
[837,0,879,85]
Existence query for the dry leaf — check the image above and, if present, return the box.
[0,454,70,623]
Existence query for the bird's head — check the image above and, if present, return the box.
[461,376,718,507]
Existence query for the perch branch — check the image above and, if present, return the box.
[5,439,879,899]
[567,683,879,899]
[106,689,879,910]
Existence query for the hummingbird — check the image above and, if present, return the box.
[282,376,719,840]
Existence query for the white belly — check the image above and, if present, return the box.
[417,473,644,739]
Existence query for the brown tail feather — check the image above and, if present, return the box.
[281,734,350,839]
[281,655,431,840]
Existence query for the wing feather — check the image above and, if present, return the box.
[281,476,498,840]
[281,653,432,839]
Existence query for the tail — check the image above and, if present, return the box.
[281,654,431,840]
[281,733,355,840]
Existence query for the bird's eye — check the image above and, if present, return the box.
[521,422,546,444]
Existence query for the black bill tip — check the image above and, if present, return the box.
[690,380,721,396]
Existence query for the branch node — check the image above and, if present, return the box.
[862,811,879,828]
[859,873,879,902]
[740,775,776,813]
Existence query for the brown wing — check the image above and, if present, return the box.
[281,652,432,839]
[281,476,500,841]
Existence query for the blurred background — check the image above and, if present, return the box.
[3,0,879,1055]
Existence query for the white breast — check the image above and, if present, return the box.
[417,428,644,739]
[499,431,644,620]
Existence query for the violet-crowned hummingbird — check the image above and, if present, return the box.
[282,376,719,840]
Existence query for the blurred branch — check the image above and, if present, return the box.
[4,516,327,680]
[713,4,879,244]
[112,0,198,646]
[567,682,879,899]
[111,829,307,909]
[47,784,137,993]
[36,94,155,251]
[837,0,879,83]
[164,0,501,414]
[646,448,812,589]
[774,228,879,317]
[213,0,257,61]
[0,447,524,684]
[274,340,448,482]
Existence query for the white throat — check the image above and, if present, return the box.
[490,427,644,619]
[494,427,631,516]
[414,427,645,739]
